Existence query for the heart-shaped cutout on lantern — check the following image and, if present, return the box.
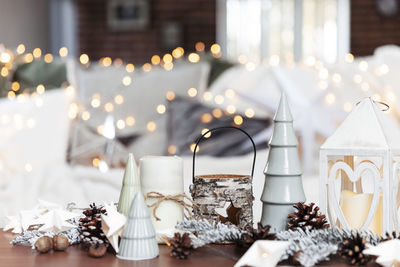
[328,161,383,235]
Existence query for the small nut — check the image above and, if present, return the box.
[53,235,69,251]
[35,236,53,253]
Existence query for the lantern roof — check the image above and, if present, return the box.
[321,97,400,150]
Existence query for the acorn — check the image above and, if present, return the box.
[53,235,69,251]
[35,236,53,253]
[88,243,107,258]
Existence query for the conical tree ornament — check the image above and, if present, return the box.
[117,153,141,216]
[260,92,306,232]
[117,192,159,260]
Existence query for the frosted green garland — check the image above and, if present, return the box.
[11,217,82,249]
[276,228,381,267]
[177,220,382,267]
[176,219,246,248]
[11,228,81,249]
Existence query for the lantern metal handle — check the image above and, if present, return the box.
[356,98,389,111]
[373,101,389,111]
[192,126,257,183]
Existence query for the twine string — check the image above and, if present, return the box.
[144,191,195,221]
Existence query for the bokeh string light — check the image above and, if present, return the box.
[0,42,395,168]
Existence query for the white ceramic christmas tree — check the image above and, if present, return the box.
[260,92,306,232]
[117,192,159,260]
[117,153,141,216]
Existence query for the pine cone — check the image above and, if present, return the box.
[79,203,109,249]
[169,233,193,260]
[88,242,107,258]
[338,233,372,265]
[287,202,330,231]
[383,231,400,241]
[290,250,303,265]
[242,223,276,245]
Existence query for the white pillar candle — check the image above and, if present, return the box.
[140,156,184,232]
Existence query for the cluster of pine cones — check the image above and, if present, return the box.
[102,200,393,265]
[287,202,375,265]
[239,202,375,266]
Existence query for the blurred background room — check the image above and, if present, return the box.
[0,0,400,223]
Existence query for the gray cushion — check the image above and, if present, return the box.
[167,96,271,156]
[14,59,67,90]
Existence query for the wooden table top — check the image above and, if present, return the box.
[0,232,241,267]
[0,232,380,267]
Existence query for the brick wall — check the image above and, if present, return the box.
[77,0,216,63]
[351,0,400,56]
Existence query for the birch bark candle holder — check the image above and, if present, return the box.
[189,127,256,229]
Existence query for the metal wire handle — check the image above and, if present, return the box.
[356,98,389,111]
[192,126,257,183]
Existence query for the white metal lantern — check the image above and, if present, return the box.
[320,98,400,236]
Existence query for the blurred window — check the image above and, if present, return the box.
[223,0,348,64]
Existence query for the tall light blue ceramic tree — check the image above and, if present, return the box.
[261,92,306,232]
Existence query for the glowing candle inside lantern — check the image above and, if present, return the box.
[340,190,382,236]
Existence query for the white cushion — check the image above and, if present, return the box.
[67,61,211,161]
[72,61,211,137]
[207,65,280,118]
[0,89,71,172]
